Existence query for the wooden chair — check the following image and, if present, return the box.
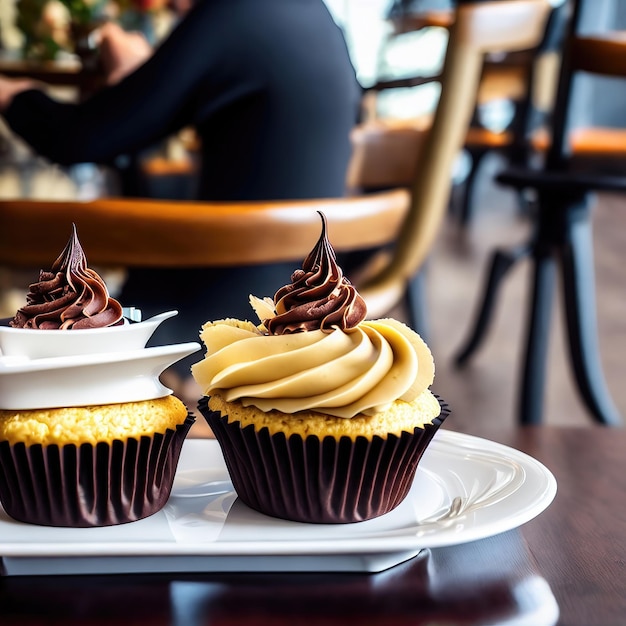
[356,0,562,228]
[459,0,569,226]
[455,0,624,426]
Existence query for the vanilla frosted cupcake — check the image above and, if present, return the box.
[0,226,194,527]
[192,213,449,524]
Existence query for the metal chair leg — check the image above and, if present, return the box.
[455,243,529,366]
[518,243,556,424]
[560,198,623,426]
[406,268,429,342]
[458,149,488,227]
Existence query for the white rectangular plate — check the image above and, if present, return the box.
[0,431,556,575]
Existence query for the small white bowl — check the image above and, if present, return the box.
[0,310,178,359]
[0,342,201,409]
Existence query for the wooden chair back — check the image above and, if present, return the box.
[0,190,409,269]
[544,2,626,173]
[496,0,626,187]
[514,1,626,178]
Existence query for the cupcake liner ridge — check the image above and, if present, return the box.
[0,414,195,528]
[199,396,450,524]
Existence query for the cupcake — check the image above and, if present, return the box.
[192,212,449,524]
[0,225,196,527]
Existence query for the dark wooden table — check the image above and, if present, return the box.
[0,426,623,626]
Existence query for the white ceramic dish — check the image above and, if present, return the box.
[0,431,557,575]
[0,341,201,409]
[0,310,178,359]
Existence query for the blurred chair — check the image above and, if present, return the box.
[0,188,410,313]
[347,0,552,333]
[359,0,564,227]
[459,0,569,226]
[455,0,624,426]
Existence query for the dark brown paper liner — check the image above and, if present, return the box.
[0,413,195,527]
[198,397,450,524]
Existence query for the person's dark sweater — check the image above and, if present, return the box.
[5,0,361,202]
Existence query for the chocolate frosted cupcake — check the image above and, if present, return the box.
[192,213,449,524]
[0,225,195,527]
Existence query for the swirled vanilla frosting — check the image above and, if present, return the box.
[192,213,435,418]
[10,224,123,330]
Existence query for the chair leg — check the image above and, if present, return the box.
[518,242,557,425]
[455,243,529,366]
[560,198,623,426]
[514,187,535,217]
[458,149,488,227]
[406,268,429,342]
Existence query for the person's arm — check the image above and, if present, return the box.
[96,22,153,85]
[2,1,232,166]
[0,76,39,112]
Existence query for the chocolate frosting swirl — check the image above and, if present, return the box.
[10,224,124,330]
[265,212,367,335]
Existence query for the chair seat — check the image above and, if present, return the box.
[497,165,626,194]
[502,124,626,192]
[465,126,514,150]
[532,126,626,156]
[389,9,454,34]
[476,63,529,104]
[140,156,197,177]
[346,118,430,191]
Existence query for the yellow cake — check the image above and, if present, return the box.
[206,391,441,441]
[0,396,188,446]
